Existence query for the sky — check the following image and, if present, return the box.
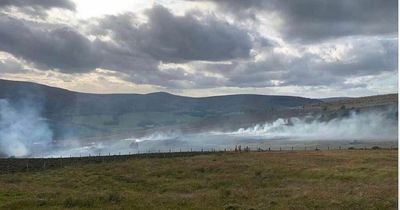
[0,0,397,98]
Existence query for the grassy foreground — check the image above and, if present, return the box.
[0,150,397,210]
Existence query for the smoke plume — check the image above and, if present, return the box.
[0,99,53,157]
[224,108,398,141]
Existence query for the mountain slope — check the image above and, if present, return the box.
[0,79,322,116]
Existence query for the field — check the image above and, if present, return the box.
[0,150,397,210]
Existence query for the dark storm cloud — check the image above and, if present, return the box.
[207,0,397,42]
[95,5,254,63]
[0,16,101,73]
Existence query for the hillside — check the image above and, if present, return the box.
[306,94,398,111]
[0,79,321,116]
[0,79,397,142]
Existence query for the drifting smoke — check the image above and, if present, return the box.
[1,99,396,158]
[0,99,53,157]
[225,108,398,141]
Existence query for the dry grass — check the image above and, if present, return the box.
[0,150,397,209]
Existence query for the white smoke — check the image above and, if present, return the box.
[6,102,395,158]
[223,109,397,141]
[0,99,53,157]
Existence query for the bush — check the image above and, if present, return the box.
[108,192,123,204]
[371,146,381,150]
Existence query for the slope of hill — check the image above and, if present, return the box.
[0,79,321,116]
[318,97,353,102]
[1,79,396,142]
[305,94,398,111]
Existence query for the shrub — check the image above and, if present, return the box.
[108,192,123,204]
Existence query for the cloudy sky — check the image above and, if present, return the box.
[0,0,397,97]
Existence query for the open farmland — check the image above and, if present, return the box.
[0,150,397,210]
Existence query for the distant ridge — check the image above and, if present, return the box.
[0,79,322,116]
[306,93,398,111]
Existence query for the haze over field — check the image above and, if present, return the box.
[0,0,397,157]
[0,80,396,157]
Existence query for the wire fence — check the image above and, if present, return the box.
[0,145,396,174]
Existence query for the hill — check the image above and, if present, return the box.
[0,79,321,116]
[305,94,397,111]
[0,79,396,141]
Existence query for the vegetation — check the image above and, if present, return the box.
[0,150,397,209]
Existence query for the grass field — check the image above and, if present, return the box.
[0,150,397,209]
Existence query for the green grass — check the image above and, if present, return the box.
[0,150,397,209]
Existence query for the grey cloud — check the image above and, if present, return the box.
[65,28,399,90]
[85,5,257,88]
[0,16,101,73]
[313,39,397,76]
[0,3,396,92]
[0,58,28,74]
[207,0,397,42]
[0,0,75,10]
[0,0,76,18]
[96,5,254,63]
[199,38,397,88]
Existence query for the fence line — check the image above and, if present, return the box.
[0,145,396,174]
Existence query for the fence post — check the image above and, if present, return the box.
[279,147,281,151]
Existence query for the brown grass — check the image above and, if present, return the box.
[0,150,397,209]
